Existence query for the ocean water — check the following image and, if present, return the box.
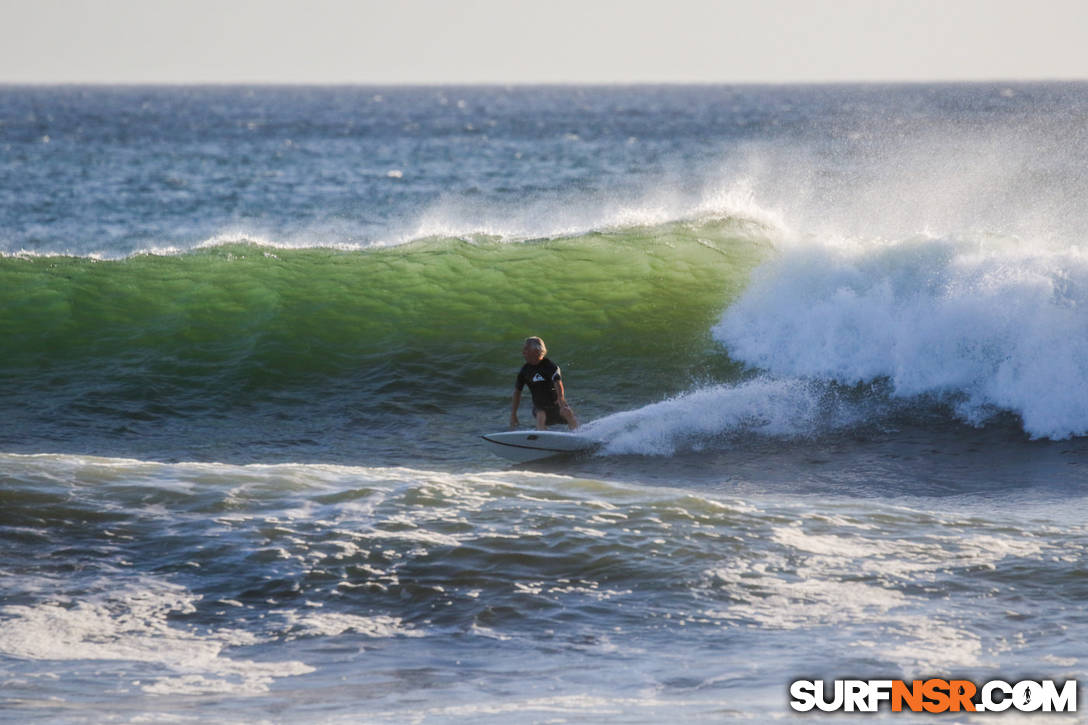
[2,83,1088,722]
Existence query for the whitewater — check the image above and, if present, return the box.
[2,83,1088,722]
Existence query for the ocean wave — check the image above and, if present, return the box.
[0,221,769,427]
[714,233,1088,439]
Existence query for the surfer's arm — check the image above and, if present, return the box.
[555,380,576,415]
[510,388,522,428]
[554,380,579,429]
[555,380,569,409]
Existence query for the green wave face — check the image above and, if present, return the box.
[1,220,770,415]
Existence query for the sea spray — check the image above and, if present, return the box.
[714,234,1088,438]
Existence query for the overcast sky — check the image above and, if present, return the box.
[2,0,1087,85]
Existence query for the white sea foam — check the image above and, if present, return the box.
[584,376,871,455]
[707,529,965,672]
[700,496,1066,674]
[0,578,313,696]
[714,233,1088,439]
[280,611,421,640]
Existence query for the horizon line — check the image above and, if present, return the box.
[3,77,1087,89]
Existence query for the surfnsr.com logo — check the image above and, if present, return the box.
[790,679,1078,713]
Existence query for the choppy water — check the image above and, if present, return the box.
[3,83,1088,722]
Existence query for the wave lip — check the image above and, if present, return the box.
[714,234,1088,439]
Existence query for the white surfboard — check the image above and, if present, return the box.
[481,430,600,462]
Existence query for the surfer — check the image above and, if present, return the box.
[510,336,580,431]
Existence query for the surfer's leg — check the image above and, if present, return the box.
[535,409,548,430]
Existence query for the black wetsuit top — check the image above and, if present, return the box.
[515,358,562,410]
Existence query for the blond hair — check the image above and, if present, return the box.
[523,336,547,356]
